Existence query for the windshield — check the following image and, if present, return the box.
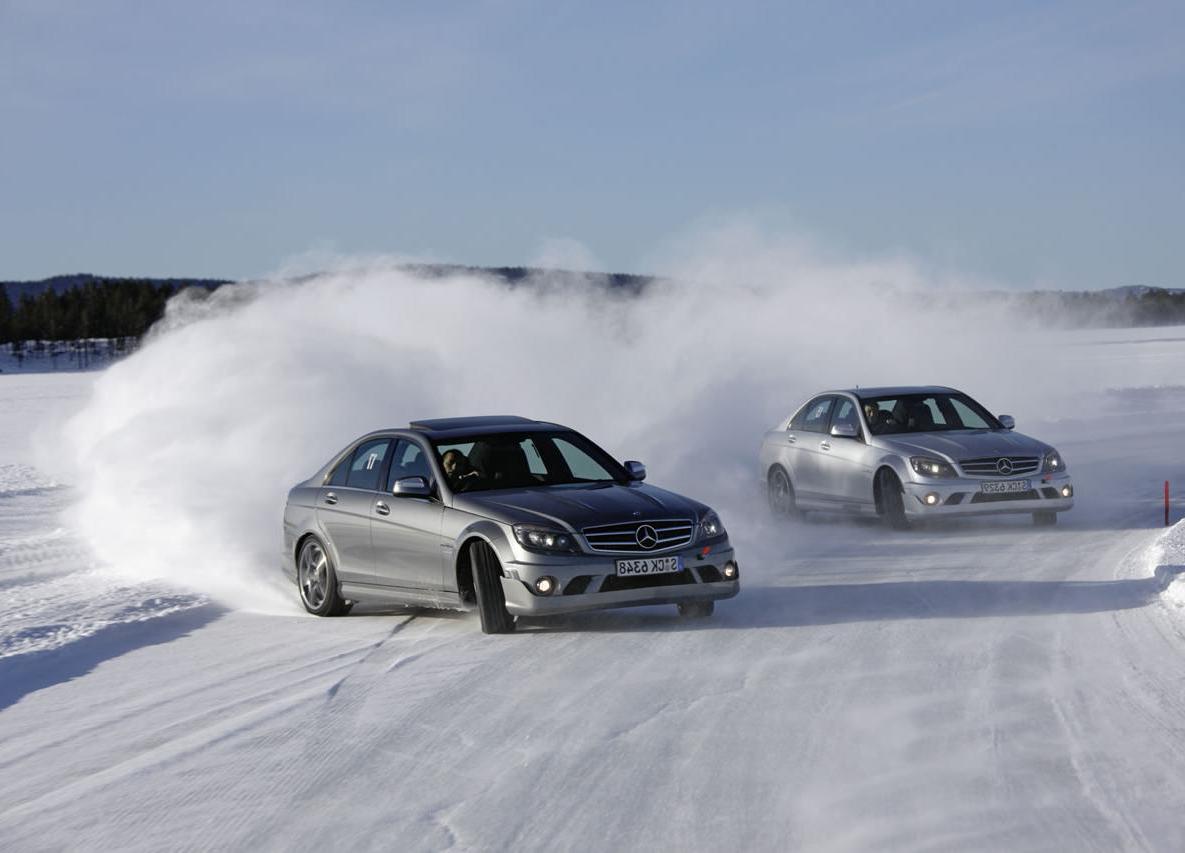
[433,430,629,493]
[859,392,1002,436]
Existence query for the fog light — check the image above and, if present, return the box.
[1061,485,1073,498]
[924,493,940,506]
[534,576,557,595]
[723,562,738,580]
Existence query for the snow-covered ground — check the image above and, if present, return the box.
[2,323,1185,850]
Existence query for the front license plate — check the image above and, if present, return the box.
[615,556,682,576]
[981,479,1031,494]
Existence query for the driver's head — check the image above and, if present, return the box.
[441,450,472,479]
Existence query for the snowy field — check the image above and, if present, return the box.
[2,289,1185,849]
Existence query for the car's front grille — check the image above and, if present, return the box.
[959,456,1041,477]
[582,519,695,554]
[599,569,696,592]
[969,490,1039,504]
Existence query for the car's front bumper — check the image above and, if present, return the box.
[903,472,1074,518]
[499,541,739,616]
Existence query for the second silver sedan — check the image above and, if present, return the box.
[759,386,1074,528]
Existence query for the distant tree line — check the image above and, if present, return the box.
[986,288,1185,328]
[0,279,225,368]
[2,280,180,342]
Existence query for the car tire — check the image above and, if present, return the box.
[297,536,352,617]
[677,600,715,618]
[768,467,800,517]
[879,470,911,530]
[1033,511,1058,527]
[470,540,516,634]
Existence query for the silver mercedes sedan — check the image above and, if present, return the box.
[759,386,1074,528]
[283,416,738,632]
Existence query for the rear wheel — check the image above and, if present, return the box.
[768,467,799,517]
[1033,511,1058,527]
[879,470,911,530]
[297,537,352,616]
[470,541,515,634]
[677,600,715,618]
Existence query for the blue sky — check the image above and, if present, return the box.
[1,0,1182,288]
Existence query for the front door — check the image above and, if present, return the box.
[371,439,446,590]
[790,395,837,501]
[821,397,876,509]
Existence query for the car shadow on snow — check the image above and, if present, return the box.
[0,603,225,712]
[715,565,1185,630]
[519,566,1185,634]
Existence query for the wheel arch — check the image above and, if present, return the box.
[451,520,515,602]
[294,530,321,564]
[872,462,906,515]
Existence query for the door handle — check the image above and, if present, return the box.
[819,441,831,451]
[786,433,797,444]
[375,501,390,516]
[324,491,338,505]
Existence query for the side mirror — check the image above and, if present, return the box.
[624,460,646,481]
[998,415,1015,430]
[830,423,859,439]
[392,476,432,497]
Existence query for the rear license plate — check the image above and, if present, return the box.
[981,479,1031,494]
[615,556,682,576]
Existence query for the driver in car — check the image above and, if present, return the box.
[441,449,480,489]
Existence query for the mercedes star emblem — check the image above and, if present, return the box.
[635,524,659,549]
[997,458,1014,475]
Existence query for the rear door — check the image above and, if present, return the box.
[317,437,393,583]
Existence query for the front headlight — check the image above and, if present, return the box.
[909,456,957,478]
[1042,450,1067,474]
[699,510,726,541]
[513,524,581,554]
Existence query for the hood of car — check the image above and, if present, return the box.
[453,482,708,530]
[877,429,1051,461]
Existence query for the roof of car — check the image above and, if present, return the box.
[407,415,568,438]
[831,385,959,398]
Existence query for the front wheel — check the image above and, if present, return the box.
[879,470,911,530]
[677,600,715,619]
[470,541,516,634]
[297,537,352,616]
[1033,511,1058,527]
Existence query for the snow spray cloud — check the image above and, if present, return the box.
[54,226,1161,610]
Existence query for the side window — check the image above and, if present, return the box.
[327,453,352,487]
[386,440,432,490]
[345,438,392,491]
[793,396,835,433]
[831,398,861,435]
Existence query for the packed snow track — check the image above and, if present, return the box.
[3,364,1185,850]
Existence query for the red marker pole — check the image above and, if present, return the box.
[1166,481,1171,527]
